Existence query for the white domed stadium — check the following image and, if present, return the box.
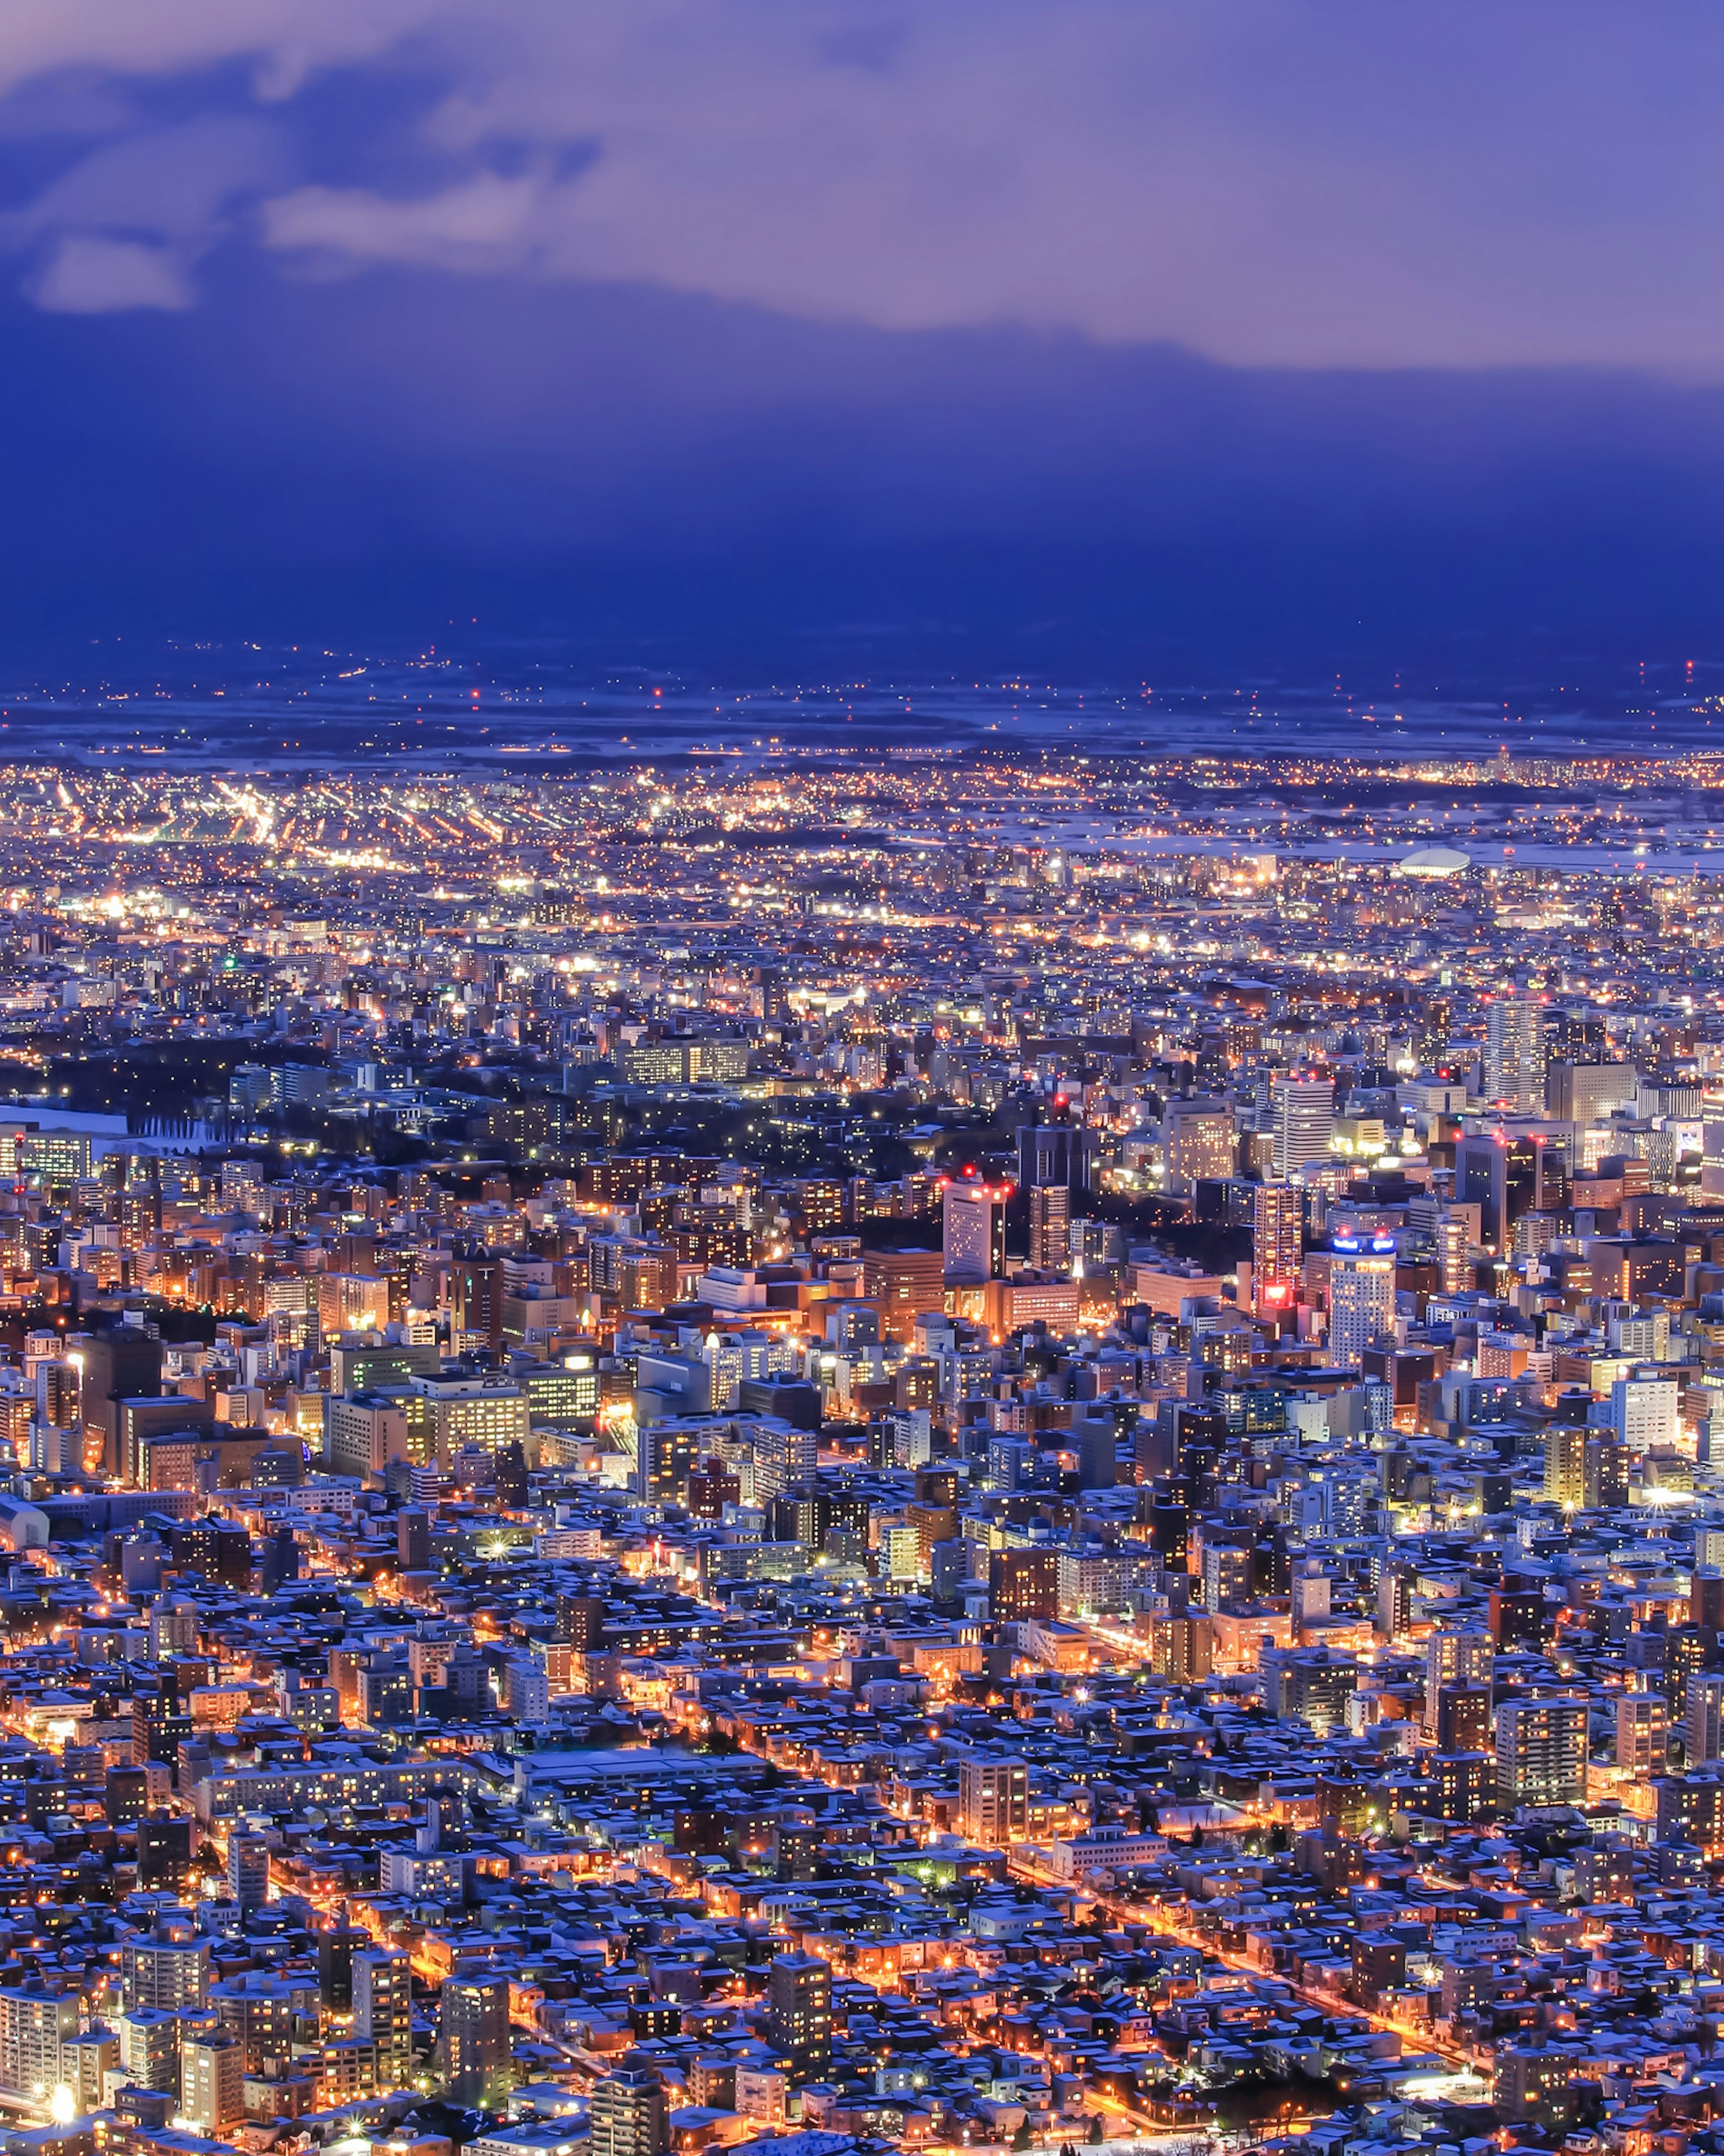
[1396,845,1471,877]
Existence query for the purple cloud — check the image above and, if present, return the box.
[0,1,1720,370]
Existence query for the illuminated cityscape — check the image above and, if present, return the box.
[0,5,1717,2156]
[0,736,1706,2156]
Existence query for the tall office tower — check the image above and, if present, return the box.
[1435,1212,1473,1296]
[1026,1183,1070,1271]
[1484,993,1547,1112]
[442,1972,511,2107]
[1252,1182,1303,1316]
[941,1180,1007,1284]
[958,1755,1029,1846]
[352,1952,413,2090]
[80,1323,165,1479]
[1327,1241,1395,1368]
[1270,1076,1335,1182]
[1425,1627,1494,1732]
[227,1835,270,1912]
[1017,1121,1095,1195]
[590,2063,670,2156]
[1616,1691,1668,1777]
[767,1953,832,2080]
[179,2030,243,2134]
[1690,1673,1724,1765]
[1162,1099,1235,1193]
[450,1244,504,1351]
[1493,1696,1588,1807]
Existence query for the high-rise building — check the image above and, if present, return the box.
[353,1951,413,2090]
[1689,1673,1724,1765]
[1484,994,1547,1113]
[122,1932,209,2012]
[1616,1691,1667,1777]
[1425,1627,1494,1732]
[1025,1183,1070,1271]
[1494,1697,1587,1808]
[767,1953,831,2080]
[590,2063,670,2156]
[1429,1751,1492,1822]
[136,1813,193,1895]
[0,1984,79,2102]
[397,1506,431,1571]
[1611,1375,1678,1449]
[958,1756,1028,1846]
[1435,1212,1473,1296]
[1328,1240,1395,1368]
[988,1548,1057,1620]
[1016,1122,1094,1195]
[179,2029,243,2133]
[317,1922,368,2013]
[116,2007,182,2098]
[1162,1100,1234,1193]
[941,1180,1007,1285]
[442,1971,511,2107]
[1252,1182,1302,1317]
[227,1834,270,1912]
[450,1246,504,1351]
[1270,1076,1334,1182]
[1544,1425,1587,1510]
[79,1324,164,1480]
[1547,1426,1628,1512]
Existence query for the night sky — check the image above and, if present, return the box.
[2,2,1722,688]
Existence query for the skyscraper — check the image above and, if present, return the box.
[1026,1183,1070,1271]
[767,1953,831,2080]
[1689,1672,1724,1765]
[1328,1240,1395,1367]
[1270,1076,1334,1182]
[227,1835,270,1912]
[1252,1182,1302,1316]
[1016,1122,1094,1195]
[353,1951,413,2091]
[1484,994,1546,1112]
[1162,1099,1235,1193]
[442,1971,511,2107]
[941,1180,1007,1285]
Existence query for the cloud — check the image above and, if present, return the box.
[262,169,546,270]
[30,232,192,310]
[0,3,1721,369]
[0,112,289,309]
